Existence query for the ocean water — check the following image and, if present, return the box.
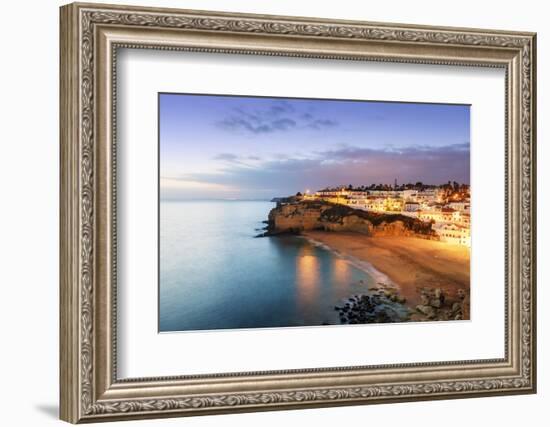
[159,200,381,332]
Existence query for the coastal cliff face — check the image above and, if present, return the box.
[266,200,437,238]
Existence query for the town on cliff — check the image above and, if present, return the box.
[264,181,471,247]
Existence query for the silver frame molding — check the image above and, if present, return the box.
[60,2,537,423]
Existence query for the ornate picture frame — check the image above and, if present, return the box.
[60,2,536,423]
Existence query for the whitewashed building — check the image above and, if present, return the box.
[433,223,471,247]
[403,201,421,212]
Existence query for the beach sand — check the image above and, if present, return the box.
[303,231,470,314]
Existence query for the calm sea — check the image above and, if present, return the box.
[159,200,379,332]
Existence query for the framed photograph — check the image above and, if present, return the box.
[60,2,537,423]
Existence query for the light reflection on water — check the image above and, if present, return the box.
[296,245,320,313]
[159,200,376,332]
[333,257,352,289]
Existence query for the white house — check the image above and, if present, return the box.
[433,223,471,247]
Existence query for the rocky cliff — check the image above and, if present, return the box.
[263,200,437,238]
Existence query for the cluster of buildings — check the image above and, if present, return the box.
[301,184,471,247]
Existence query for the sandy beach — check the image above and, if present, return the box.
[302,231,470,314]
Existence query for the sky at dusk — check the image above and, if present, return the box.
[159,93,470,200]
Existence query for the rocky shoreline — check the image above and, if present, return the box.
[333,282,470,325]
[411,286,469,321]
[334,283,409,324]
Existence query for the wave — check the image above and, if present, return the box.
[297,235,394,286]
